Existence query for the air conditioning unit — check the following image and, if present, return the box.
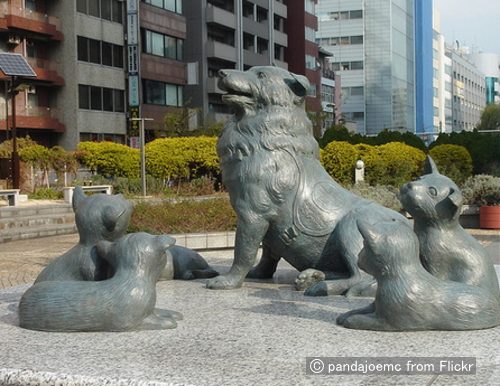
[7,35,21,45]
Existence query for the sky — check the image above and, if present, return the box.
[433,0,500,55]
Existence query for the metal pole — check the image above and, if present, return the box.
[140,118,146,197]
[130,117,153,197]
[11,77,20,189]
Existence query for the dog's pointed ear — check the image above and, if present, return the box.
[286,72,309,97]
[423,156,440,175]
[72,186,86,211]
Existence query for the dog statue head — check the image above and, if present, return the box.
[218,66,310,118]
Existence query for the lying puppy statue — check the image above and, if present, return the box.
[337,220,500,331]
[400,156,500,297]
[19,233,182,332]
[207,66,408,296]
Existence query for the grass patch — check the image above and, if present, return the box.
[129,197,237,234]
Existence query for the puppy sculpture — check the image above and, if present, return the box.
[19,233,181,332]
[336,220,500,331]
[207,66,408,296]
[400,156,500,297]
[35,186,133,282]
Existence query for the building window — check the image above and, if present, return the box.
[305,54,316,70]
[77,0,122,23]
[143,79,183,107]
[350,35,363,45]
[77,36,124,68]
[305,26,315,42]
[351,86,364,96]
[80,132,125,143]
[349,10,363,19]
[143,29,184,60]
[351,61,363,70]
[305,0,315,14]
[78,84,125,112]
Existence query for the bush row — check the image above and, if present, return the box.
[1,136,475,190]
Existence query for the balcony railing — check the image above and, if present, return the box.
[25,57,64,85]
[0,105,65,132]
[0,4,63,40]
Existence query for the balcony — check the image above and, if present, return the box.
[0,106,65,133]
[207,76,224,94]
[206,40,236,63]
[243,49,269,67]
[274,30,287,47]
[0,4,63,41]
[206,4,235,29]
[26,57,64,85]
[243,17,268,39]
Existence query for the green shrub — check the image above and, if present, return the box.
[429,144,473,185]
[145,136,219,180]
[349,182,402,212]
[77,141,140,178]
[29,187,63,200]
[429,130,500,175]
[377,142,426,186]
[129,197,236,234]
[321,141,358,186]
[462,174,500,206]
[353,143,385,185]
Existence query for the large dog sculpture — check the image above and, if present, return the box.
[207,66,408,296]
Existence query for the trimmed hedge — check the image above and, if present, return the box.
[145,136,219,180]
[321,141,426,186]
[429,144,473,185]
[77,141,140,178]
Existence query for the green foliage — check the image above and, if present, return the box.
[349,182,402,212]
[353,143,385,185]
[129,197,236,234]
[29,187,63,200]
[321,141,425,186]
[377,142,426,186]
[321,141,358,186]
[145,136,219,180]
[462,174,500,206]
[319,126,426,151]
[76,141,140,178]
[0,137,39,158]
[429,144,473,185]
[429,130,500,175]
[477,103,500,130]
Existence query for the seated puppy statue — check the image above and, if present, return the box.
[35,186,218,283]
[19,233,182,332]
[400,156,500,297]
[35,186,133,282]
[336,220,500,331]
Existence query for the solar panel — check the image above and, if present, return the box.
[0,53,36,77]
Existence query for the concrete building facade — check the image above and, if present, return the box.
[446,44,486,132]
[183,0,288,124]
[317,0,418,135]
[0,0,187,149]
[470,52,500,105]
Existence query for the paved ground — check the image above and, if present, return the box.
[0,230,498,290]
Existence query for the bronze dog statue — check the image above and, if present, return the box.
[207,66,408,296]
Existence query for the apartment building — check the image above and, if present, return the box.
[0,0,65,147]
[446,44,486,132]
[0,0,187,149]
[183,0,288,124]
[286,0,321,114]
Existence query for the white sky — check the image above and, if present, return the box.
[433,0,500,54]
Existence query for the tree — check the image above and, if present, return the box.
[477,103,500,130]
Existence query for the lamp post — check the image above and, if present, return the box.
[130,117,153,197]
